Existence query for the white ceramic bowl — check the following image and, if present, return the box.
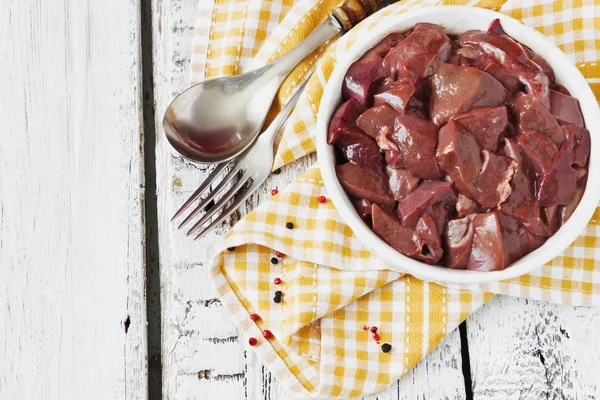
[316,6,600,284]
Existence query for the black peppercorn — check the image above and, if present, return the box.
[270,257,278,265]
[381,343,392,353]
[285,222,294,229]
[273,296,282,303]
[274,290,283,297]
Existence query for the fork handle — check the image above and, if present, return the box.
[331,0,384,31]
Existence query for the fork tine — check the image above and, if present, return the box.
[177,162,241,229]
[186,171,252,236]
[171,162,229,221]
[193,178,263,240]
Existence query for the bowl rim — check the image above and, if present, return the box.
[316,5,600,285]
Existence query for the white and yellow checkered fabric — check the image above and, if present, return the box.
[192,0,600,397]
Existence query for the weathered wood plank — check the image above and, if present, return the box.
[0,0,147,399]
[466,296,600,399]
[152,1,467,399]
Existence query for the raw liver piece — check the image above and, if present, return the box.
[550,89,584,127]
[390,114,441,179]
[562,123,591,168]
[444,215,476,269]
[499,138,547,236]
[467,212,507,272]
[472,150,517,208]
[560,179,587,224]
[356,104,403,168]
[414,213,444,264]
[517,131,558,176]
[378,23,451,83]
[333,126,385,172]
[336,163,396,207]
[372,204,420,258]
[453,106,508,152]
[436,120,482,198]
[524,46,555,84]
[328,98,366,144]
[356,104,399,139]
[372,205,443,264]
[456,194,485,217]
[342,33,405,106]
[456,26,550,107]
[397,180,456,233]
[373,83,416,114]
[351,198,373,222]
[483,60,521,93]
[535,139,578,206]
[387,167,420,201]
[429,63,509,126]
[498,212,545,265]
[513,93,565,144]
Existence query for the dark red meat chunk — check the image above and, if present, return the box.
[453,106,508,152]
[512,92,565,145]
[550,89,584,127]
[372,205,443,264]
[328,98,366,144]
[351,198,373,222]
[342,33,405,106]
[389,114,441,179]
[378,23,451,83]
[373,83,416,114]
[386,167,420,201]
[444,215,475,269]
[499,138,547,236]
[456,25,550,107]
[467,211,507,272]
[335,163,395,207]
[397,180,456,234]
[356,104,399,139]
[429,63,509,126]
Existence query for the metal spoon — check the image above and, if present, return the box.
[163,0,385,164]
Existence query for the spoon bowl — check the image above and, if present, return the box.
[163,15,343,164]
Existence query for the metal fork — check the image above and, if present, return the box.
[171,73,312,239]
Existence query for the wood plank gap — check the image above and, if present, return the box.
[459,321,474,400]
[141,0,163,398]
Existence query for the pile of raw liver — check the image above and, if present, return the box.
[328,20,591,271]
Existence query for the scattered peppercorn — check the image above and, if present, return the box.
[271,189,279,196]
[275,251,285,258]
[273,168,281,175]
[248,337,257,346]
[250,313,260,321]
[363,325,369,331]
[381,343,392,353]
[227,247,236,251]
[270,257,278,265]
[372,333,380,342]
[318,196,327,204]
[273,296,282,303]
[274,291,283,297]
[273,277,282,285]
[286,222,294,229]
[262,330,273,339]
[370,326,378,333]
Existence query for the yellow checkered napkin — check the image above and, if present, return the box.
[191,0,600,397]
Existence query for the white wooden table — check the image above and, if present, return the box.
[2,0,599,399]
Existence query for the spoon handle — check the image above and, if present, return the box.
[331,0,385,31]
